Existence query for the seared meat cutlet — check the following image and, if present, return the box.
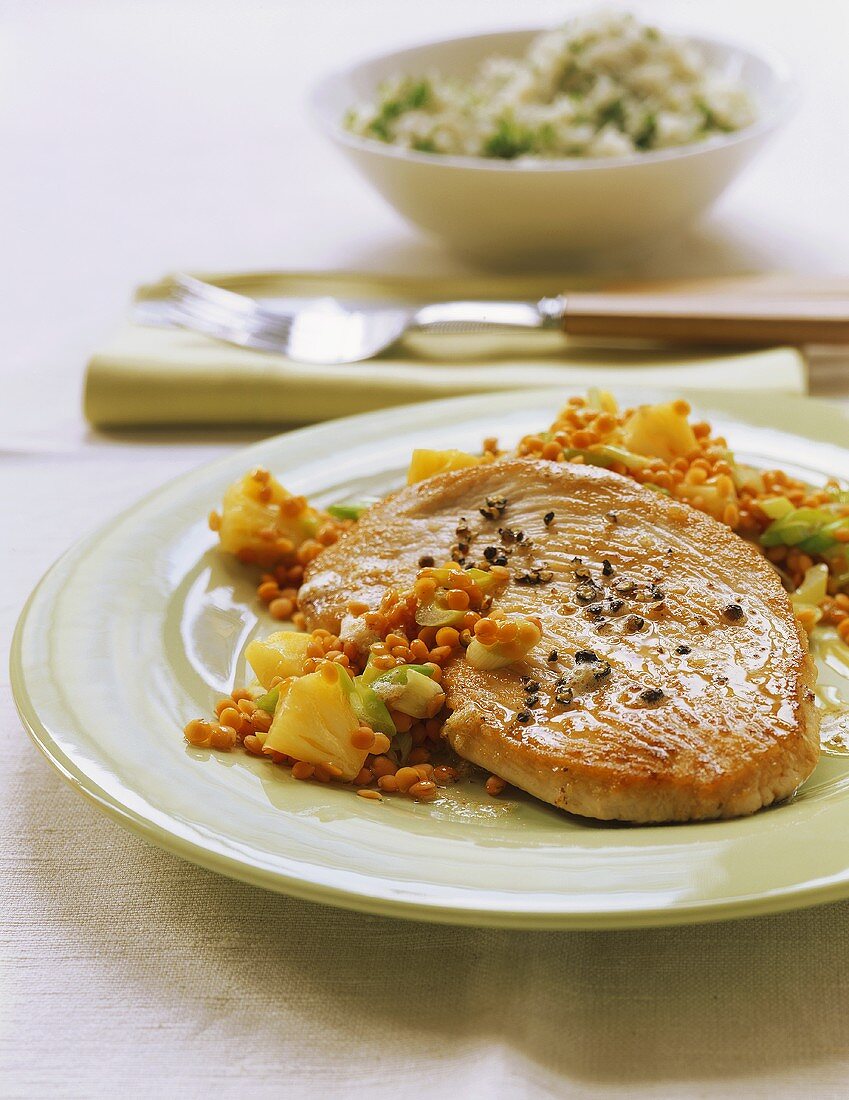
[300,459,819,822]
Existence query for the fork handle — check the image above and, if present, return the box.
[562,292,849,345]
[413,300,551,335]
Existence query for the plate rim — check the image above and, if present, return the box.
[12,386,849,930]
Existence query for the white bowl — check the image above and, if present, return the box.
[310,27,796,262]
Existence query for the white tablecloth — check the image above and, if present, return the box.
[4,1,849,1096]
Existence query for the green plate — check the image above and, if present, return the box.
[12,388,849,929]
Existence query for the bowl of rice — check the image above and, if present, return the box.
[310,12,795,261]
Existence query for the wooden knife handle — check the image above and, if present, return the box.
[562,292,849,345]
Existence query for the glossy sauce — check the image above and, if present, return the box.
[811,631,849,756]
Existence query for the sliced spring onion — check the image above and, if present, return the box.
[563,445,649,472]
[254,687,280,715]
[387,730,413,767]
[791,563,830,609]
[761,506,849,551]
[371,664,436,684]
[470,567,507,593]
[327,502,370,521]
[338,666,395,736]
[731,461,764,494]
[371,669,444,718]
[465,617,542,671]
[415,602,465,628]
[465,638,515,670]
[760,496,795,521]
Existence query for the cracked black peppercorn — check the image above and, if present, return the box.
[723,603,744,622]
[575,650,598,663]
[575,582,599,603]
[543,511,555,526]
[674,644,691,655]
[516,568,553,586]
[479,496,507,520]
[639,688,665,704]
[602,559,614,577]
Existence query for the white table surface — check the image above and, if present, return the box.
[4,1,849,1096]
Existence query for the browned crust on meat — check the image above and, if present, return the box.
[443,661,819,822]
[301,459,820,822]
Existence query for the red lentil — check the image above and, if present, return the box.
[371,756,397,778]
[371,732,392,755]
[351,726,376,751]
[210,726,237,751]
[409,780,437,801]
[395,767,420,792]
[184,719,214,745]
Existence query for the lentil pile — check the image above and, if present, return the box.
[187,674,460,802]
[517,395,849,631]
[185,541,530,800]
[208,466,353,626]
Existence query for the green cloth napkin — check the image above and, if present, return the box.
[84,271,807,428]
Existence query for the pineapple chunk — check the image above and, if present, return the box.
[217,470,321,566]
[263,669,367,780]
[407,448,483,485]
[622,402,697,463]
[586,387,619,415]
[245,630,311,689]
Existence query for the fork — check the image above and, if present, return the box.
[162,274,849,364]
[164,274,566,365]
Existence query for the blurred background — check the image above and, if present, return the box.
[3,0,848,439]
